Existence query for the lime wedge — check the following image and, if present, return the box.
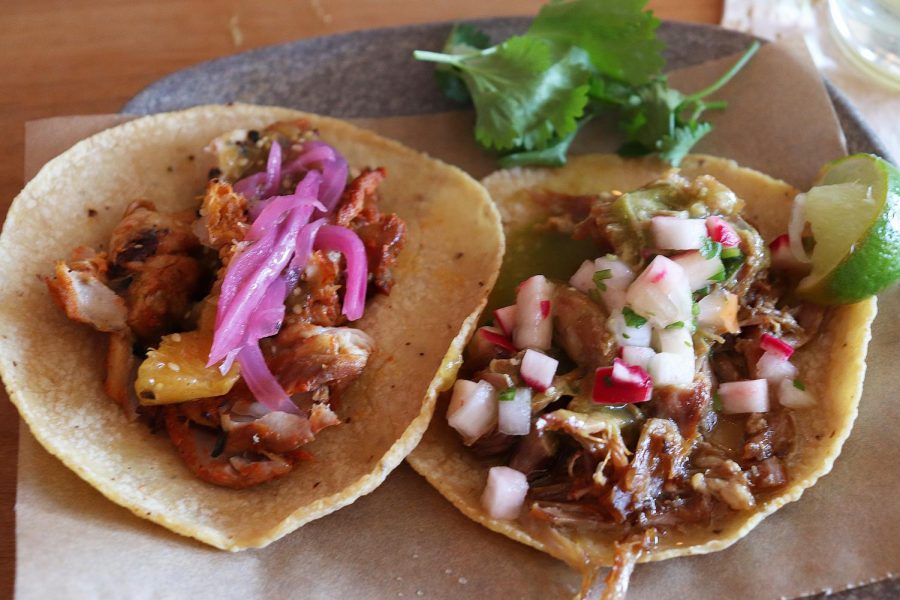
[796,154,900,304]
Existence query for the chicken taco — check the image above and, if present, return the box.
[0,104,503,549]
[408,154,875,595]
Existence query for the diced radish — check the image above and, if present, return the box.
[608,309,652,347]
[493,305,517,337]
[777,379,816,409]
[769,234,810,273]
[651,216,708,250]
[706,215,740,247]
[625,255,693,328]
[755,351,798,384]
[569,260,596,294]
[671,251,725,291]
[514,275,554,351]
[621,346,656,371]
[760,333,794,360]
[520,349,558,392]
[478,326,516,353]
[647,352,694,388]
[447,380,497,443]
[657,326,694,358]
[593,359,653,404]
[498,387,532,436]
[719,379,769,413]
[697,290,740,334]
[593,255,635,312]
[481,466,529,520]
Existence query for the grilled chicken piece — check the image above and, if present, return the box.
[356,213,407,294]
[124,254,204,342]
[104,330,138,420]
[285,251,344,327]
[335,168,386,227]
[269,324,374,396]
[552,286,616,370]
[46,259,128,332]
[108,200,198,273]
[194,181,249,249]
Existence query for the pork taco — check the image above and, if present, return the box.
[0,104,503,549]
[408,154,875,595]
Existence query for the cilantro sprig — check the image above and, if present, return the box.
[414,0,760,167]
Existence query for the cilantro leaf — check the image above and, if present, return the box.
[793,379,806,391]
[665,321,685,330]
[415,36,593,151]
[622,307,647,328]
[712,392,723,412]
[699,237,722,259]
[528,0,664,85]
[593,268,613,291]
[498,387,517,401]
[498,113,593,168]
[435,24,492,104]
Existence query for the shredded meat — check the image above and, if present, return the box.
[46,255,128,333]
[552,286,616,369]
[649,361,714,438]
[108,200,198,273]
[470,430,517,458]
[285,250,344,327]
[269,324,374,396]
[509,428,559,477]
[747,456,788,490]
[335,168,386,227]
[104,330,138,420]
[355,213,406,294]
[691,459,755,511]
[124,254,204,342]
[741,411,794,462]
[195,180,249,248]
[599,529,657,600]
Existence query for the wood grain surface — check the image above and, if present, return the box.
[0,2,719,598]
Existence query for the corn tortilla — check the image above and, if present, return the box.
[0,104,504,550]
[408,154,876,569]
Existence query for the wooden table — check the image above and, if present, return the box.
[0,1,720,597]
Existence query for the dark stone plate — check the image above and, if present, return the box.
[123,18,895,598]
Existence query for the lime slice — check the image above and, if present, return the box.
[796,154,900,304]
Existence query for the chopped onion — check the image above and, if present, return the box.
[647,352,694,388]
[755,351,798,384]
[719,379,769,414]
[788,193,812,263]
[498,387,532,436]
[697,289,740,334]
[569,260,596,294]
[478,326,517,353]
[520,349,558,392]
[651,216,708,250]
[608,309,652,347]
[513,275,554,351]
[235,343,298,414]
[447,380,497,443]
[657,325,694,358]
[493,305,517,337]
[593,359,653,404]
[593,255,635,312]
[621,346,656,371]
[313,225,368,321]
[778,379,816,409]
[706,215,740,247]
[671,251,725,291]
[481,466,528,520]
[625,255,693,328]
[760,333,795,360]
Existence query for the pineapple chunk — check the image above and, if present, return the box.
[135,316,239,405]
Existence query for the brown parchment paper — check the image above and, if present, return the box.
[12,40,899,598]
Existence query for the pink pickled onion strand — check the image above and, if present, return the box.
[232,142,283,203]
[314,225,368,321]
[283,141,348,214]
[262,141,283,199]
[208,207,311,365]
[247,172,324,240]
[246,277,287,341]
[233,172,266,201]
[215,230,277,329]
[236,343,298,414]
[290,217,327,273]
[219,348,240,376]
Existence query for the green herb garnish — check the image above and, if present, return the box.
[793,379,806,391]
[699,237,722,260]
[721,246,742,259]
[593,268,613,291]
[708,268,727,283]
[414,0,759,167]
[712,392,723,412]
[665,321,685,329]
[622,307,648,328]
[721,248,745,280]
[498,387,517,402]
[691,302,701,316]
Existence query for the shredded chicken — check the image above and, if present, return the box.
[46,258,128,332]
[195,180,250,249]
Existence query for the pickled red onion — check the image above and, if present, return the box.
[314,225,368,321]
[235,343,298,414]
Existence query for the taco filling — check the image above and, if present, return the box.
[445,170,828,586]
[45,120,406,489]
